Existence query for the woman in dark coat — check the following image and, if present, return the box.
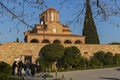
[30,62,36,77]
[36,62,41,73]
[17,60,23,76]
[12,61,17,76]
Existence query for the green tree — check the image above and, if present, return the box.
[89,57,100,68]
[104,52,114,66]
[93,51,105,64]
[16,37,19,42]
[78,57,88,69]
[40,43,65,67]
[36,56,50,71]
[113,53,120,66]
[82,0,100,44]
[0,61,12,80]
[62,46,81,69]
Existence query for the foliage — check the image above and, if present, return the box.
[0,0,47,29]
[16,37,19,42]
[91,51,119,68]
[93,51,105,64]
[61,0,120,25]
[82,0,100,44]
[61,46,81,68]
[40,43,65,67]
[113,54,120,66]
[37,43,120,71]
[36,56,50,70]
[103,52,113,66]
[77,57,88,69]
[38,45,120,71]
[0,61,12,80]
[109,42,120,45]
[89,57,100,68]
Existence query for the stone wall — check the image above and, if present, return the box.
[0,42,45,65]
[0,42,120,65]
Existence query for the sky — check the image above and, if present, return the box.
[0,0,120,44]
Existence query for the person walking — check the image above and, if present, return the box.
[30,62,36,77]
[24,60,31,76]
[17,60,23,76]
[36,62,41,73]
[11,61,17,76]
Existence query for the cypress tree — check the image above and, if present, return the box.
[82,0,100,44]
[16,37,19,42]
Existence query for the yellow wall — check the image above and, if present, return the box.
[0,42,120,65]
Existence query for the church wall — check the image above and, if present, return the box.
[0,42,120,65]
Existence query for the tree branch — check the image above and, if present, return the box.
[96,0,106,20]
[0,1,33,28]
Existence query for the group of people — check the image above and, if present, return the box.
[11,60,41,77]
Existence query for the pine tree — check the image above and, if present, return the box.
[82,0,100,44]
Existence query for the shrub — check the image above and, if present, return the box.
[0,61,12,80]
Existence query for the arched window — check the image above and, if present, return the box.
[30,39,39,43]
[64,40,72,44]
[53,40,61,43]
[42,39,50,43]
[51,12,54,21]
[74,40,82,44]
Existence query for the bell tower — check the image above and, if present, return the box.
[40,8,59,24]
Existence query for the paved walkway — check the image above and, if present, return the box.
[54,67,120,80]
[23,67,120,80]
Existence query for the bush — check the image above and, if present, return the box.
[0,61,12,80]
[40,43,65,69]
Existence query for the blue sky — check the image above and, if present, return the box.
[0,0,120,44]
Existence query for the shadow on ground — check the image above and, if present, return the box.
[116,68,120,71]
[100,77,120,80]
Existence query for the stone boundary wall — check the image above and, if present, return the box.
[0,42,120,65]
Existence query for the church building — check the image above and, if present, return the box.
[1,8,120,66]
[24,8,85,44]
